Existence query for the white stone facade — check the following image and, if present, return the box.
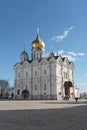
[14,34,75,100]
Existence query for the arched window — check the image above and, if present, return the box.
[64,72,67,79]
[24,57,25,61]
[26,85,28,90]
[44,92,46,95]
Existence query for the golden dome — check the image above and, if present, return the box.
[32,35,45,49]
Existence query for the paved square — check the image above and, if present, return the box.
[0,100,87,130]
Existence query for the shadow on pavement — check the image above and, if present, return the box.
[0,105,87,130]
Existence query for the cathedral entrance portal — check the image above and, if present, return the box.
[22,90,29,99]
[65,86,70,96]
[64,81,73,100]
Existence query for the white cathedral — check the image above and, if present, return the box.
[14,31,75,100]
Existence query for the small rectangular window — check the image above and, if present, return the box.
[18,73,21,78]
[26,72,28,77]
[35,84,37,91]
[64,72,67,79]
[44,84,46,90]
[44,69,46,75]
[17,89,20,95]
[66,73,67,78]
[35,71,37,76]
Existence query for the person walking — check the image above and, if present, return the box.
[75,97,78,103]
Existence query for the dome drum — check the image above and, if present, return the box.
[20,50,29,62]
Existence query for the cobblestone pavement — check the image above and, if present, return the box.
[0,100,87,130]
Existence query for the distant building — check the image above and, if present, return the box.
[14,31,75,100]
[74,87,80,98]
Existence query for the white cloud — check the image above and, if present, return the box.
[68,52,77,56]
[62,55,76,61]
[78,53,85,56]
[57,50,87,62]
[51,26,74,42]
[58,50,64,55]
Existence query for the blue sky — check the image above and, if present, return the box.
[0,0,87,93]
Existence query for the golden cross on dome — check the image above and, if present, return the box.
[37,28,40,35]
[24,43,26,51]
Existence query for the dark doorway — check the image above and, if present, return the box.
[22,90,29,99]
[64,81,73,100]
[65,86,70,96]
[11,93,14,99]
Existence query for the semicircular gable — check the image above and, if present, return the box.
[31,59,39,66]
[63,57,69,66]
[69,62,74,69]
[22,61,30,68]
[57,56,63,64]
[40,58,48,65]
[14,63,21,70]
[49,57,56,63]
